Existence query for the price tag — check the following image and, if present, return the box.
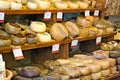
[96,37,102,45]
[85,10,90,17]
[71,39,78,48]
[94,10,99,16]
[0,54,3,62]
[57,12,63,21]
[12,46,24,60]
[44,12,51,20]
[0,12,5,22]
[52,43,60,53]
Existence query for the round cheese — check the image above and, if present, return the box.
[30,21,46,33]
[10,1,22,10]
[55,1,68,9]
[0,0,10,10]
[37,32,51,43]
[67,1,79,9]
[37,0,50,10]
[27,1,37,10]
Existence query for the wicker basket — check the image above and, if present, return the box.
[1,69,13,80]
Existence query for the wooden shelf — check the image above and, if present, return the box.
[0,31,116,54]
[0,8,105,14]
[105,14,120,17]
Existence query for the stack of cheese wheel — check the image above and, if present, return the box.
[30,21,52,43]
[49,23,68,41]
[86,63,102,80]
[94,60,111,77]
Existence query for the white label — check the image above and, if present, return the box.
[57,12,63,21]
[94,10,99,16]
[52,44,60,53]
[0,54,3,62]
[12,46,24,60]
[44,12,51,20]
[85,10,90,16]
[0,12,4,22]
[71,39,78,48]
[96,37,102,45]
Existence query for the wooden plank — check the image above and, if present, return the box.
[0,8,105,14]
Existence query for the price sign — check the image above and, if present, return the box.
[71,39,78,48]
[12,46,24,60]
[85,10,90,17]
[0,12,4,22]
[94,10,99,16]
[57,12,63,21]
[44,12,51,20]
[0,54,3,62]
[96,37,102,45]
[52,43,60,53]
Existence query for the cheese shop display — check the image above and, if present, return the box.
[0,0,104,10]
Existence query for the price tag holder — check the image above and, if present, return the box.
[44,11,51,20]
[94,10,99,17]
[71,39,78,48]
[12,46,24,60]
[0,12,5,22]
[96,37,102,45]
[57,12,63,21]
[0,54,3,62]
[52,43,60,53]
[85,10,90,17]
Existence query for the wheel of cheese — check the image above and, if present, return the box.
[78,66,91,76]
[37,32,51,43]
[0,30,10,38]
[101,69,110,77]
[97,29,106,35]
[10,1,22,10]
[56,59,70,65]
[76,16,92,28]
[110,66,117,74]
[67,1,79,9]
[21,0,28,5]
[105,58,116,67]
[55,1,68,9]
[26,1,37,10]
[64,21,79,38]
[49,23,68,41]
[80,75,91,80]
[0,37,11,47]
[106,27,114,33]
[79,27,89,38]
[0,0,10,10]
[60,75,70,80]
[5,22,21,34]
[86,63,101,73]
[94,60,110,70]
[73,54,88,60]
[10,34,26,45]
[77,1,89,9]
[88,27,98,37]
[26,33,38,44]
[109,51,120,58]
[37,0,50,10]
[91,72,102,80]
[30,21,46,33]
